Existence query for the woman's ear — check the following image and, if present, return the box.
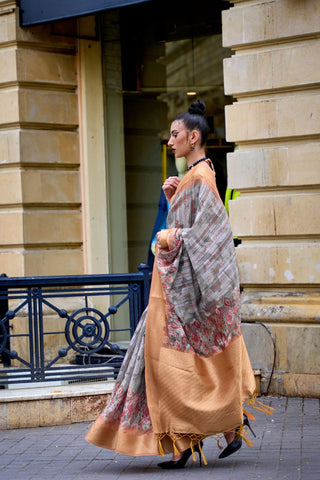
[190,129,200,144]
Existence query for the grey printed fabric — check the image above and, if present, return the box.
[156,172,242,357]
[100,309,152,432]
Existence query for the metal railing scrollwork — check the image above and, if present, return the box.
[0,264,151,387]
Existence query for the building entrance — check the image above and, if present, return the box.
[119,0,233,270]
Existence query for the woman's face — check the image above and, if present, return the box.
[167,120,190,158]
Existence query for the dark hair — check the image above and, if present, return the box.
[175,100,209,147]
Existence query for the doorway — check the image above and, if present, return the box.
[120,0,233,271]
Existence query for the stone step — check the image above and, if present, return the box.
[0,382,114,430]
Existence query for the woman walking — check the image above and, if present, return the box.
[86,100,262,468]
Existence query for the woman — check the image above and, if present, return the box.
[86,100,260,468]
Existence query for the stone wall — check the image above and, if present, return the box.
[0,1,82,277]
[0,1,85,366]
[222,0,320,397]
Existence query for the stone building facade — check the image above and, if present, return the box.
[0,0,319,397]
[222,0,320,397]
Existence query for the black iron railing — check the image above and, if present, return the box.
[0,264,151,387]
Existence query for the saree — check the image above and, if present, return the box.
[85,161,257,456]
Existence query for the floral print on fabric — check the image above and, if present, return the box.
[163,290,242,356]
[100,310,153,433]
[101,384,152,432]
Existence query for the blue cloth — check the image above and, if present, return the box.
[147,189,169,269]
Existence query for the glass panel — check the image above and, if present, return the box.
[120,2,234,269]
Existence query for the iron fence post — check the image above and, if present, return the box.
[138,263,151,312]
[0,273,10,366]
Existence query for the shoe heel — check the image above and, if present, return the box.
[195,441,203,467]
[243,414,256,438]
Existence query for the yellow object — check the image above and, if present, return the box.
[161,144,167,184]
[224,187,240,215]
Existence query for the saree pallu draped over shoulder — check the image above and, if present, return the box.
[85,162,257,456]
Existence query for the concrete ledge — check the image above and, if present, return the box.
[265,373,320,398]
[0,383,113,430]
[0,382,115,402]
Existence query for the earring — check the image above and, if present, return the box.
[190,143,195,151]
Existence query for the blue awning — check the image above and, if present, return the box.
[19,0,151,26]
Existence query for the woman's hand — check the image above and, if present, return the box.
[162,176,180,201]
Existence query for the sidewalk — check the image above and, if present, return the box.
[0,396,319,480]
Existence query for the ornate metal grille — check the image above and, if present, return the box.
[0,264,150,387]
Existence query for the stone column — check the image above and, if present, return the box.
[222,0,320,397]
[0,1,82,276]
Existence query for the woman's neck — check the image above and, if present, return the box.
[186,150,207,170]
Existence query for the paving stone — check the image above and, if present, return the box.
[0,396,319,479]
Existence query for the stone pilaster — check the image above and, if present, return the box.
[101,10,128,275]
[222,0,320,396]
[0,1,82,276]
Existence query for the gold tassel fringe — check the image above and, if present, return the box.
[157,396,273,460]
[238,424,254,448]
[158,435,165,457]
[246,394,275,416]
[157,432,207,465]
[173,441,179,456]
[198,440,208,466]
[216,434,225,451]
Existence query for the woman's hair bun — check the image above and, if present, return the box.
[188,99,206,116]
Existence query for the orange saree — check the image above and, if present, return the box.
[86,161,257,456]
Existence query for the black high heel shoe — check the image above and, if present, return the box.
[157,441,203,469]
[218,414,256,459]
[243,413,256,438]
